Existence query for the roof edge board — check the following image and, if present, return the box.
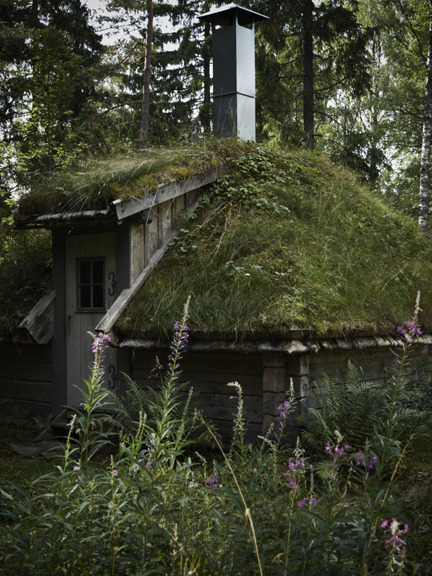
[113,168,222,221]
[96,228,178,334]
[115,334,432,354]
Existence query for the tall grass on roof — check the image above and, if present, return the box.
[17,138,239,216]
[116,143,432,339]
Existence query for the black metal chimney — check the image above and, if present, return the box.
[199,3,268,141]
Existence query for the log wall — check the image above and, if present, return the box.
[130,349,264,442]
[0,343,52,417]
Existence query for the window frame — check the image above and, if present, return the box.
[76,257,106,312]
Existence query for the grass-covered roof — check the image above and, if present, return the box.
[114,141,432,340]
[17,141,232,216]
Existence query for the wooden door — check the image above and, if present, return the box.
[65,233,117,407]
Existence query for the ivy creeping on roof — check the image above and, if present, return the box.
[115,142,432,340]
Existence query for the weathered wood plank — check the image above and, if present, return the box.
[18,290,56,345]
[96,228,178,333]
[113,169,222,221]
[144,207,160,266]
[0,379,52,402]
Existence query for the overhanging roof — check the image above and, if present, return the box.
[13,168,222,229]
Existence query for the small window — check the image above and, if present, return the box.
[77,258,105,311]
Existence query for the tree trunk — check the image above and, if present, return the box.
[140,0,153,150]
[419,0,432,234]
[201,19,211,133]
[303,0,314,150]
[419,4,432,234]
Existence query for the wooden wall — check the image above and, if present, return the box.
[0,342,52,417]
[129,349,264,442]
[309,347,396,387]
[141,189,202,269]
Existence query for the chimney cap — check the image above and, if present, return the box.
[198,3,268,27]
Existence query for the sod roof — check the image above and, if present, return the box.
[112,141,432,341]
[10,139,432,342]
[16,140,232,217]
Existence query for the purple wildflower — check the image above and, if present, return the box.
[366,454,377,471]
[278,399,294,419]
[205,475,219,490]
[335,444,350,458]
[141,449,155,468]
[382,518,409,575]
[112,469,118,477]
[73,465,80,471]
[299,496,317,508]
[398,320,422,342]
[168,320,189,367]
[92,332,111,354]
[355,450,377,472]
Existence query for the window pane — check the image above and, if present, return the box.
[80,285,91,308]
[93,260,104,284]
[93,285,104,308]
[80,261,91,284]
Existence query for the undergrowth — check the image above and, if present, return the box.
[1,302,432,575]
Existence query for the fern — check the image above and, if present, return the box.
[302,357,431,464]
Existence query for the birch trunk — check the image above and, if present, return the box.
[419,4,432,234]
[303,0,315,151]
[140,0,153,150]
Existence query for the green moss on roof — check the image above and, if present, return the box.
[17,139,238,216]
[115,142,432,340]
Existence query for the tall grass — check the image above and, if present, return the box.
[1,303,431,575]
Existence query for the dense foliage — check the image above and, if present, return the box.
[1,313,432,574]
[0,224,51,337]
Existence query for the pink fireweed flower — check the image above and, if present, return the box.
[335,443,350,458]
[299,496,317,508]
[278,399,294,419]
[356,450,377,471]
[140,448,156,468]
[205,475,219,490]
[397,320,422,342]
[381,518,409,575]
[112,469,118,477]
[168,320,189,367]
[92,332,111,354]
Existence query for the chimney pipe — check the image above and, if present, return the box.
[199,3,268,142]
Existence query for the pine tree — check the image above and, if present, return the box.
[0,0,103,191]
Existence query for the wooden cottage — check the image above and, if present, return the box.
[3,5,432,439]
[7,141,432,441]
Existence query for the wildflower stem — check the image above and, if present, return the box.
[201,416,264,576]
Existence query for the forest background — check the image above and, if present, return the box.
[1,0,431,235]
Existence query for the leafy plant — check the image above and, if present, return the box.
[1,306,431,576]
